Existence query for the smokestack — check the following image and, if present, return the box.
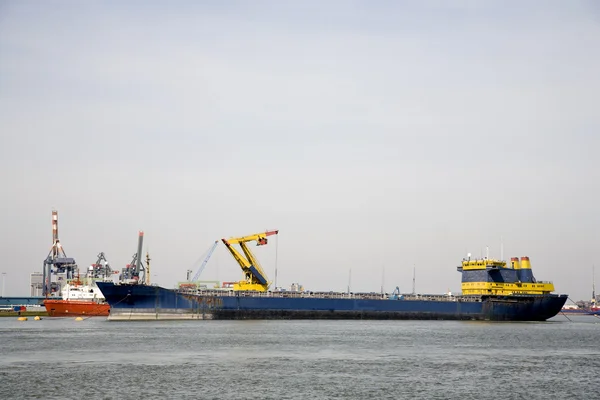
[510,257,521,269]
[519,256,534,283]
[511,257,522,282]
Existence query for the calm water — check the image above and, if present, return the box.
[0,314,599,400]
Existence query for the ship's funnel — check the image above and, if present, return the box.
[519,256,535,283]
[511,257,522,282]
[510,257,521,269]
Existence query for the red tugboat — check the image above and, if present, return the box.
[43,278,110,317]
[44,252,113,317]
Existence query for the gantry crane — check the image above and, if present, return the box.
[88,252,112,280]
[222,230,278,292]
[42,210,78,296]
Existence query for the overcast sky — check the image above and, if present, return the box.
[1,1,598,301]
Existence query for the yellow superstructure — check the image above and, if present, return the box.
[458,256,555,296]
[460,258,507,271]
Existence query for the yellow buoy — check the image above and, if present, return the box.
[17,317,28,321]
[34,316,42,321]
[75,317,84,321]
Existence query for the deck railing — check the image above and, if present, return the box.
[176,288,487,302]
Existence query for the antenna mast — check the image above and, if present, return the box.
[412,265,416,295]
[593,265,596,304]
[145,252,151,285]
[274,234,278,290]
[347,268,351,295]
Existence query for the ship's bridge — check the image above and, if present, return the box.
[457,256,555,296]
[457,258,506,271]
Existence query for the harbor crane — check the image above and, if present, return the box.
[42,210,78,296]
[189,241,219,282]
[88,252,112,279]
[121,231,145,284]
[222,230,278,292]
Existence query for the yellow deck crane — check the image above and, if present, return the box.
[221,230,278,292]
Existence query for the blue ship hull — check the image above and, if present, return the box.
[97,282,568,321]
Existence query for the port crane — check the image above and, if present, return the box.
[389,286,403,300]
[121,231,145,283]
[88,252,113,280]
[222,230,278,292]
[189,241,219,282]
[42,210,78,296]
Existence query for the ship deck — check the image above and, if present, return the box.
[176,288,485,303]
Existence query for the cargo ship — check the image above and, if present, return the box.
[560,305,600,315]
[560,288,600,315]
[97,230,568,321]
[560,266,600,315]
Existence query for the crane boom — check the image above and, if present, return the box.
[192,241,219,282]
[222,230,278,291]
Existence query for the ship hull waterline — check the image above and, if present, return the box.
[97,282,567,322]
